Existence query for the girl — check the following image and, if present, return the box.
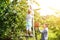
[26,8,33,36]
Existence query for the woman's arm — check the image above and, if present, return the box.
[39,28,47,33]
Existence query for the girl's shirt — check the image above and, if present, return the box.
[26,14,33,22]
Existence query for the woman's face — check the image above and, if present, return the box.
[43,24,47,28]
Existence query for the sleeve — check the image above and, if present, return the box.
[26,15,28,19]
[39,29,47,33]
[26,15,29,20]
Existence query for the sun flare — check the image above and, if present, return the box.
[32,0,60,16]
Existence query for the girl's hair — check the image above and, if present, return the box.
[28,9,31,14]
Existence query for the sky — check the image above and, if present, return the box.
[31,0,60,16]
[10,0,60,16]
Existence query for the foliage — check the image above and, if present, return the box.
[0,0,60,40]
[0,0,28,40]
[34,9,60,40]
[39,15,60,40]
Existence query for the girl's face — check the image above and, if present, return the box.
[28,9,31,14]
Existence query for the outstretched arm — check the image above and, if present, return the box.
[39,28,47,33]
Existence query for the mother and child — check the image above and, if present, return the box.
[25,5,48,40]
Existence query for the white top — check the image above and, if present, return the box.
[26,14,33,22]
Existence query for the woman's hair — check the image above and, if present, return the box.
[44,23,48,27]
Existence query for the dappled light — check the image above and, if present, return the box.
[0,0,60,40]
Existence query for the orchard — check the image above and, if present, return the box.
[0,0,60,40]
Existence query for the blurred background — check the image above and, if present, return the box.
[0,0,60,40]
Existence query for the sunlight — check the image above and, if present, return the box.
[32,0,60,16]
[39,0,60,16]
